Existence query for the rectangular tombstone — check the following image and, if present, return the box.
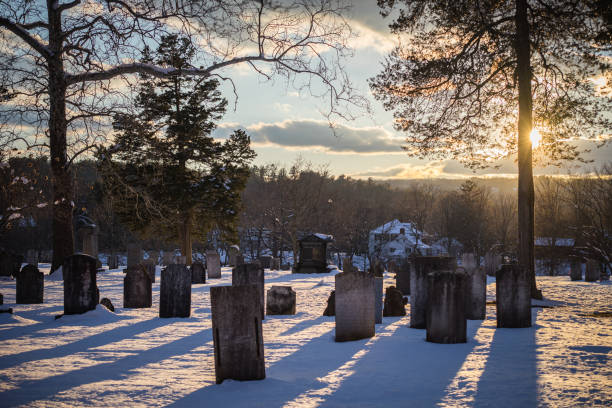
[374,276,383,324]
[162,252,174,266]
[207,252,222,279]
[63,254,99,315]
[159,264,191,318]
[426,270,467,343]
[395,260,410,295]
[232,263,264,319]
[569,260,582,281]
[270,258,280,271]
[484,252,502,277]
[342,257,355,273]
[462,253,486,320]
[16,264,44,304]
[25,249,38,266]
[410,256,456,329]
[142,259,156,283]
[266,286,296,315]
[496,264,531,328]
[124,265,152,308]
[258,255,272,269]
[335,272,375,342]
[211,285,265,384]
[228,246,240,267]
[585,259,600,282]
[127,243,143,268]
[108,255,119,270]
[191,262,206,284]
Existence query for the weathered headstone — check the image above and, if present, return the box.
[191,262,206,284]
[142,259,156,283]
[462,253,486,320]
[270,257,281,271]
[335,272,375,342]
[342,257,355,273]
[426,270,467,343]
[124,265,152,308]
[25,249,38,266]
[100,297,115,312]
[496,264,531,328]
[585,259,600,282]
[159,264,191,318]
[127,243,143,269]
[382,286,406,316]
[228,245,240,267]
[259,255,272,269]
[210,285,265,384]
[266,286,296,315]
[410,256,456,329]
[232,263,264,319]
[63,254,99,315]
[207,251,222,279]
[395,259,411,295]
[374,276,383,324]
[16,264,44,304]
[107,254,119,270]
[323,290,335,316]
[569,259,582,281]
[484,252,502,277]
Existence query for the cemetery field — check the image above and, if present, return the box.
[0,267,610,407]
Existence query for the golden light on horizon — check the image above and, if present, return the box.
[530,128,542,148]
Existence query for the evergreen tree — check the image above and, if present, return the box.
[99,35,256,264]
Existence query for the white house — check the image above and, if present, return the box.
[368,219,431,261]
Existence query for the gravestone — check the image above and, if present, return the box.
[210,285,265,384]
[25,249,38,266]
[484,252,502,277]
[100,297,115,312]
[127,243,142,269]
[323,290,335,316]
[270,258,280,271]
[342,257,355,273]
[370,259,384,277]
[0,250,22,277]
[374,276,383,324]
[395,259,411,295]
[294,234,333,274]
[236,255,245,267]
[124,265,152,308]
[142,259,156,283]
[162,252,174,266]
[410,256,456,329]
[259,255,272,269]
[63,254,99,315]
[232,263,264,319]
[462,253,486,320]
[207,251,222,279]
[569,260,582,281]
[496,264,531,328]
[585,259,600,282]
[266,286,296,315]
[16,264,44,304]
[191,262,206,284]
[228,245,240,267]
[81,228,99,263]
[108,254,119,270]
[159,264,191,318]
[335,272,375,342]
[426,270,467,343]
[382,286,406,316]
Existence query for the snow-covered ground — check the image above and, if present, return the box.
[0,266,610,407]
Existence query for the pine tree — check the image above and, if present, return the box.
[99,35,256,264]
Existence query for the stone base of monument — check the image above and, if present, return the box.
[63,254,99,315]
[266,286,296,315]
[383,286,406,316]
[211,285,265,384]
[426,270,467,344]
[159,264,191,318]
[16,264,44,304]
[191,262,206,284]
[496,264,531,328]
[124,266,152,308]
[335,272,375,342]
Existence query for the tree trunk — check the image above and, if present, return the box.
[515,0,541,299]
[180,209,193,266]
[48,2,74,272]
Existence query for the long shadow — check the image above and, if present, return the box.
[316,319,484,407]
[277,315,329,337]
[168,323,372,408]
[0,325,212,407]
[0,316,169,369]
[473,311,539,407]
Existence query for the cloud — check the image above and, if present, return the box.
[214,119,405,154]
[351,162,449,179]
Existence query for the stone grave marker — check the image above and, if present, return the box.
[335,272,375,342]
[426,270,467,343]
[569,260,583,281]
[124,265,152,308]
[585,259,600,282]
[266,286,296,315]
[63,254,99,315]
[191,262,206,284]
[484,252,502,277]
[382,286,406,316]
[342,257,355,273]
[410,256,456,329]
[496,264,531,328]
[374,276,383,324]
[228,245,240,267]
[232,263,264,319]
[16,264,44,304]
[211,285,265,384]
[462,253,486,320]
[270,258,281,271]
[108,254,119,270]
[259,255,272,269]
[207,251,222,279]
[159,264,191,318]
[395,259,411,295]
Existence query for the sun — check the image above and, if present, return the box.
[530,128,542,148]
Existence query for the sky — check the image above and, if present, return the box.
[211,1,611,180]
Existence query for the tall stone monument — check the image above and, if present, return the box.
[159,264,191,318]
[462,253,486,320]
[426,270,467,343]
[63,254,99,315]
[496,264,531,328]
[207,250,222,279]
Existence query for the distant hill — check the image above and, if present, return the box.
[375,177,519,194]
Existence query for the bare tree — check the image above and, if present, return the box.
[0,0,366,271]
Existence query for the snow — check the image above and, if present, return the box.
[0,266,610,407]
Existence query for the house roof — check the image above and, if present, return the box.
[300,233,334,243]
[370,219,420,235]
